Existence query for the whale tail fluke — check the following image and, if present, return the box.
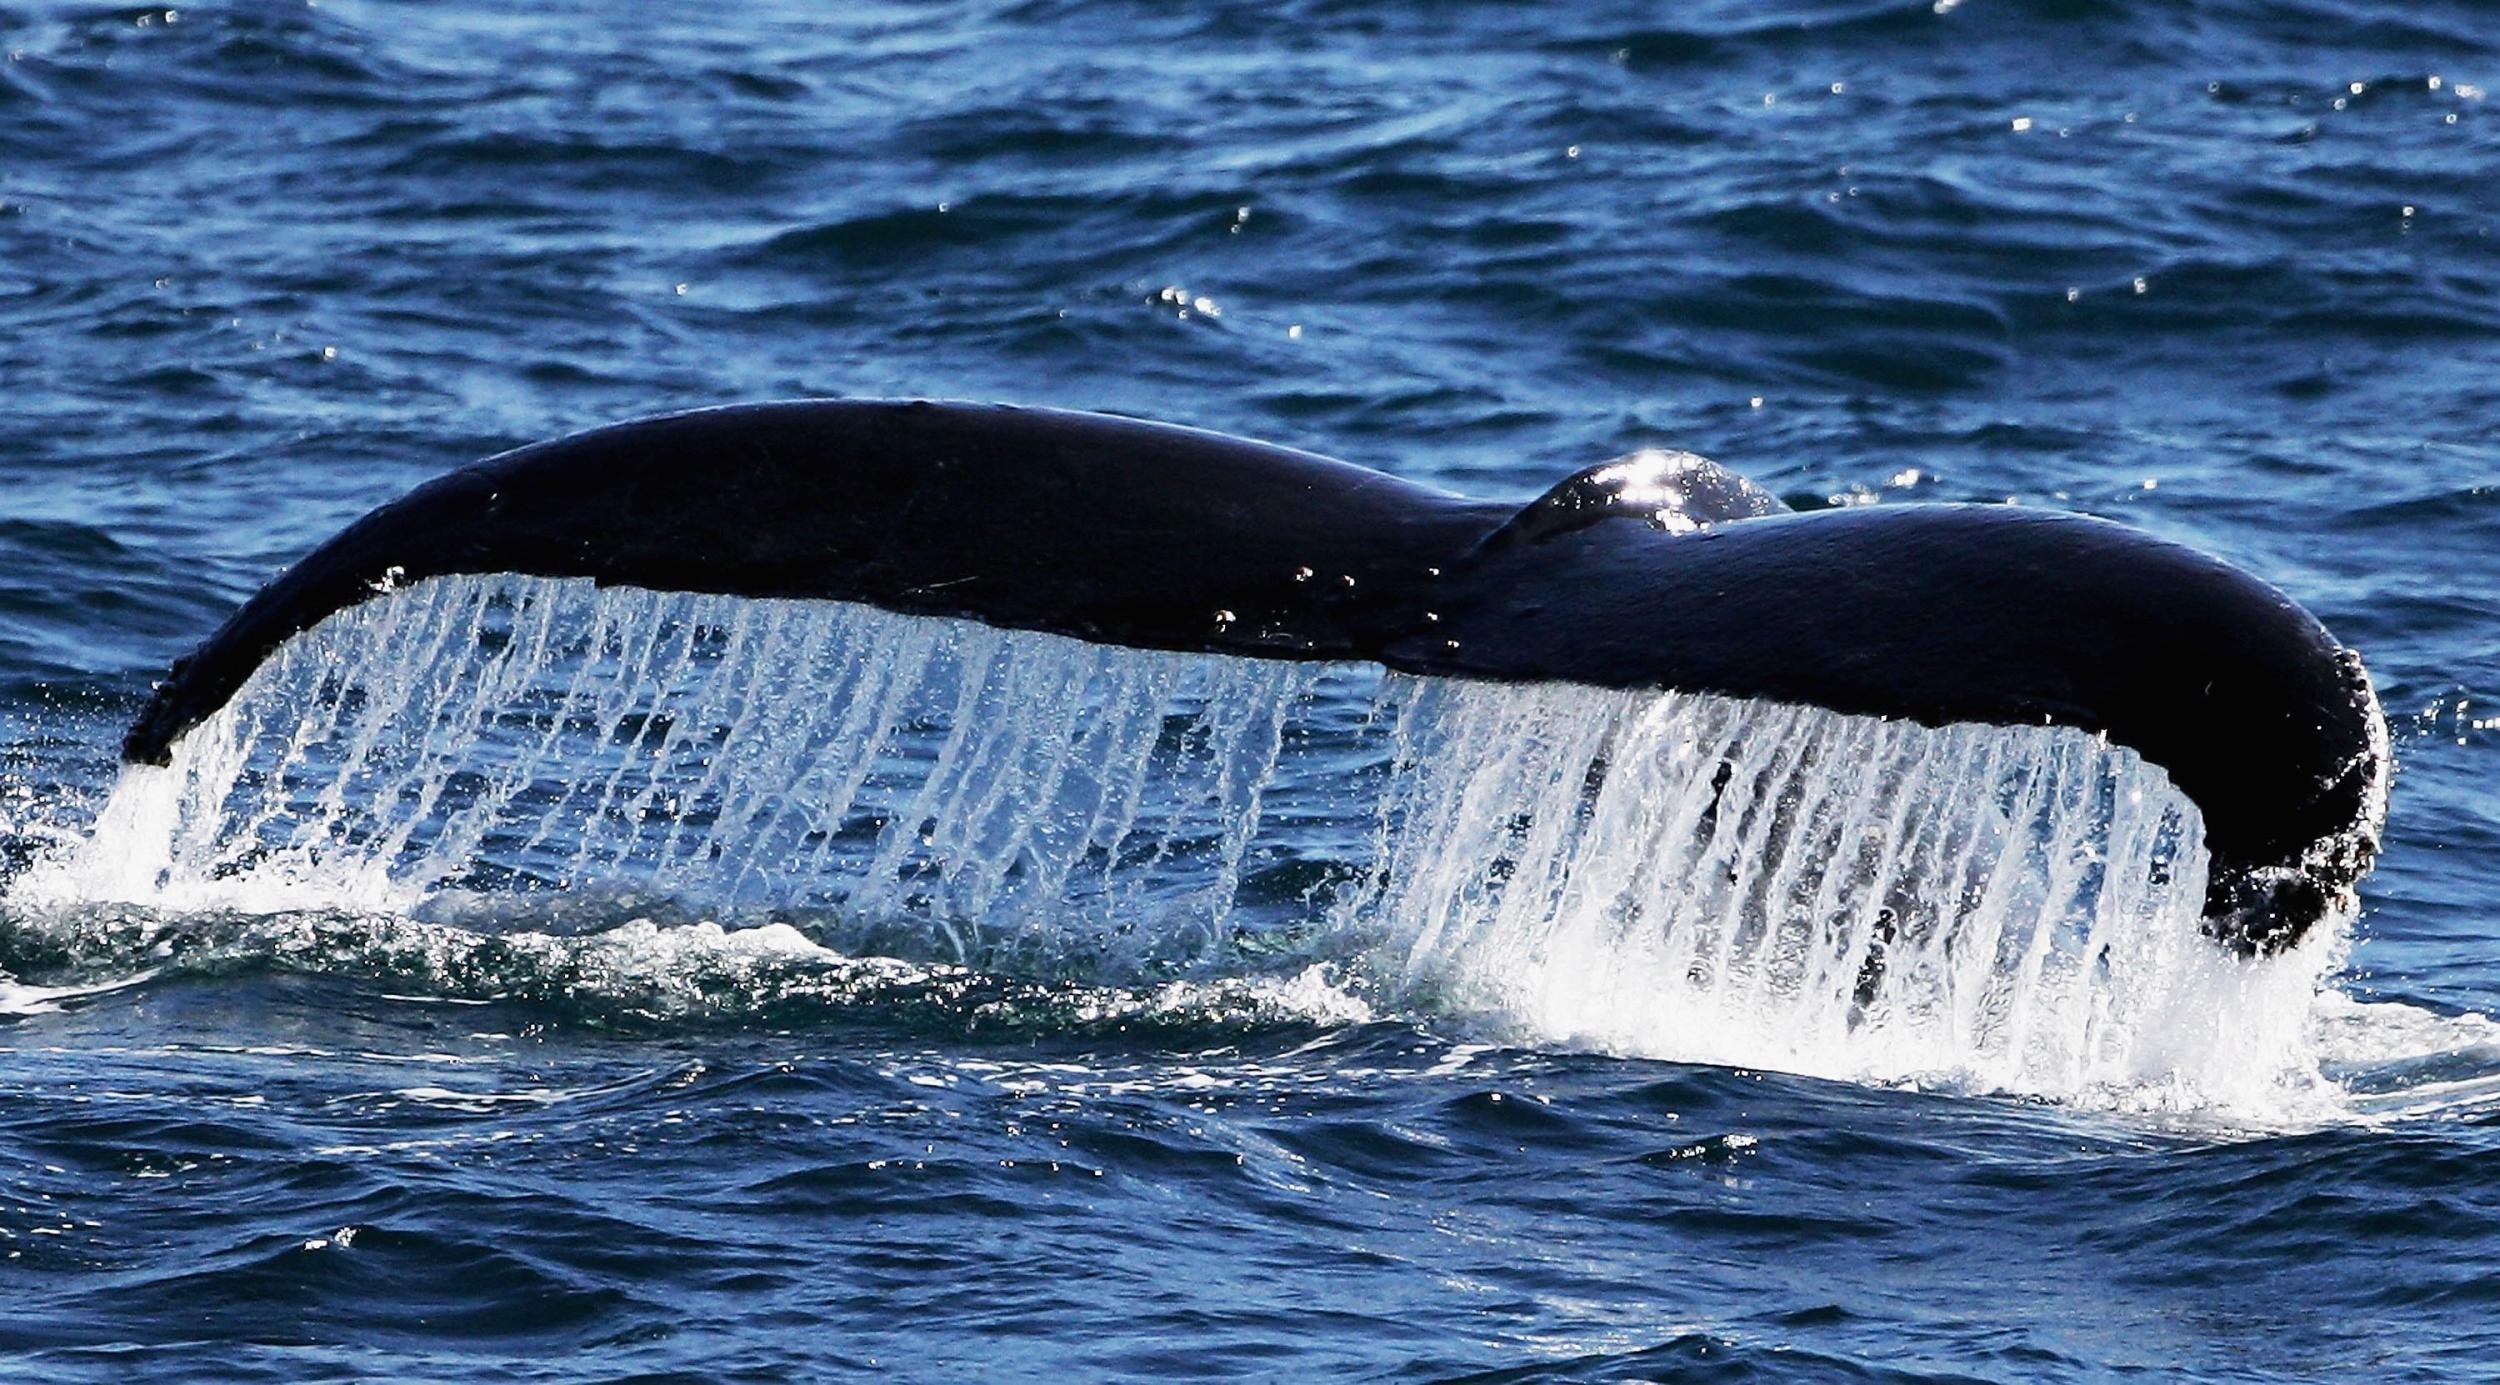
[117,400,2386,952]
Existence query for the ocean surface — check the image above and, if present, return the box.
[3,1,2497,1379]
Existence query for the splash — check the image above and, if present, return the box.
[8,574,2347,1105]
[1368,678,2341,1109]
[33,577,1371,971]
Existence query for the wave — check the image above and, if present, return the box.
[0,907,1375,1038]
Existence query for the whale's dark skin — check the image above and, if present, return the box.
[122,400,2385,953]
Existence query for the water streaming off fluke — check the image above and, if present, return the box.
[20,574,2335,1099]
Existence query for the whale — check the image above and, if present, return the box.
[120,399,2387,953]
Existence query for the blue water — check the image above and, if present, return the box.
[4,1,2498,1379]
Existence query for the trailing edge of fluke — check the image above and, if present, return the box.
[122,400,2389,952]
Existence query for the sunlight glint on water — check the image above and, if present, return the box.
[29,575,2336,1103]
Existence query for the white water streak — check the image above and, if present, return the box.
[19,574,2341,1102]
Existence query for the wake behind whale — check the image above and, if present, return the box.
[9,401,2392,1105]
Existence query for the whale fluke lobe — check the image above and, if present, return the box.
[121,400,2386,952]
